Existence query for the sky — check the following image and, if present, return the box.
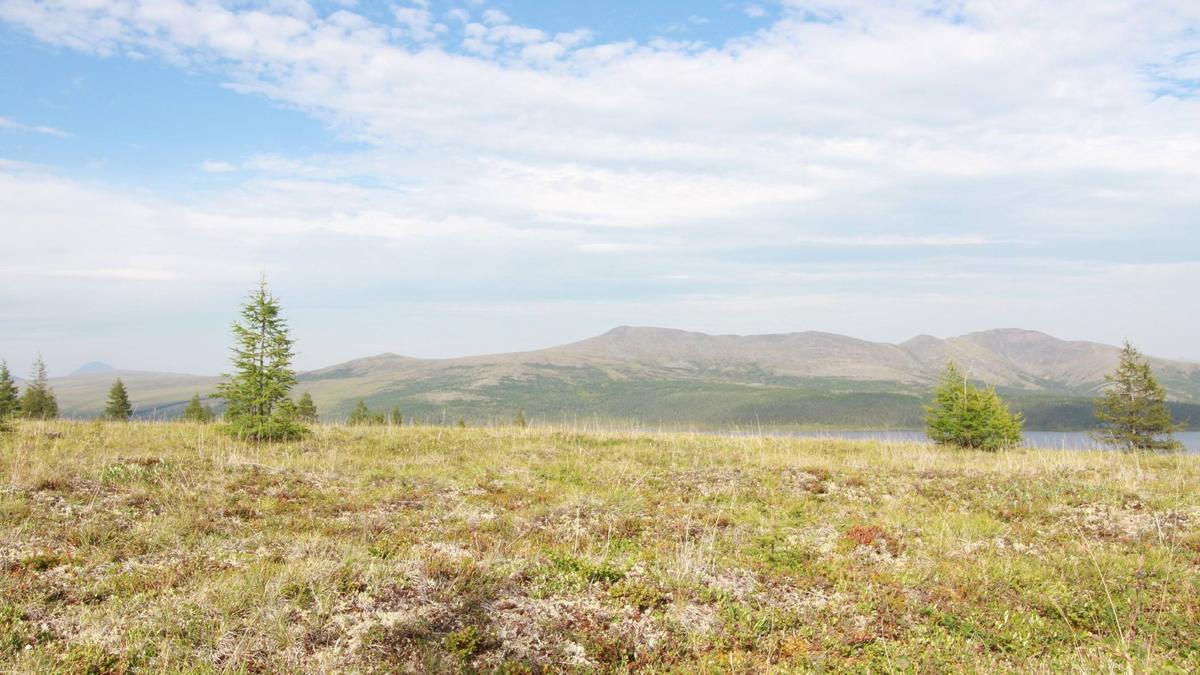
[0,0,1198,376]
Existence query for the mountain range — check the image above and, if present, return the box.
[39,327,1200,430]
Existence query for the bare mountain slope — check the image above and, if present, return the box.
[39,328,1200,425]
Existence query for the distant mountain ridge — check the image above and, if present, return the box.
[69,361,116,376]
[41,328,1200,429]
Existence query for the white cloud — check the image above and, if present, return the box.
[1,2,1196,237]
[481,9,510,25]
[200,160,238,173]
[0,1,1198,365]
[393,5,443,42]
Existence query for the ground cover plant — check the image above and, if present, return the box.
[1,421,1197,672]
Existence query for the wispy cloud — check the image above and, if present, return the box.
[0,116,72,138]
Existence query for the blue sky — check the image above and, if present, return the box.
[1,0,1198,376]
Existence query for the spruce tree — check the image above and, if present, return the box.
[925,361,1023,451]
[104,378,134,421]
[0,360,19,419]
[297,393,318,423]
[215,278,305,440]
[390,405,403,426]
[1093,341,1181,452]
[182,394,215,423]
[19,356,59,420]
[0,360,13,434]
[514,409,527,428]
[348,399,371,426]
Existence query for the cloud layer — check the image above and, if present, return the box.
[0,0,1198,371]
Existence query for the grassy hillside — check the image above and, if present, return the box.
[43,367,1200,430]
[49,371,222,420]
[42,327,1200,429]
[2,422,1198,671]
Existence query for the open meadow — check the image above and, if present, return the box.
[1,421,1198,672]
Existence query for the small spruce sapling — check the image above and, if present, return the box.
[296,392,318,423]
[348,399,372,426]
[0,360,18,432]
[19,356,59,420]
[182,394,216,423]
[104,378,134,421]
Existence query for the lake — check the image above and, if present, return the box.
[745,430,1200,453]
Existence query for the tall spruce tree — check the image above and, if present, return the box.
[216,278,305,440]
[0,360,19,419]
[297,393,318,423]
[182,394,216,423]
[1093,341,1181,452]
[925,361,1023,451]
[19,356,59,420]
[104,378,134,421]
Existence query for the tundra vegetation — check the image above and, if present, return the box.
[0,421,1197,672]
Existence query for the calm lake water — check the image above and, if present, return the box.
[753,430,1200,453]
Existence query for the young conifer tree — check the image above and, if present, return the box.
[514,409,527,428]
[104,378,134,421]
[216,278,305,440]
[348,399,371,426]
[1093,341,1181,452]
[391,405,403,426]
[182,394,215,423]
[0,360,19,420]
[925,361,1023,451]
[19,356,59,420]
[297,392,318,423]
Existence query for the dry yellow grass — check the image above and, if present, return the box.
[1,420,1198,672]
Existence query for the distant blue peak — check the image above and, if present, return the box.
[70,361,116,376]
